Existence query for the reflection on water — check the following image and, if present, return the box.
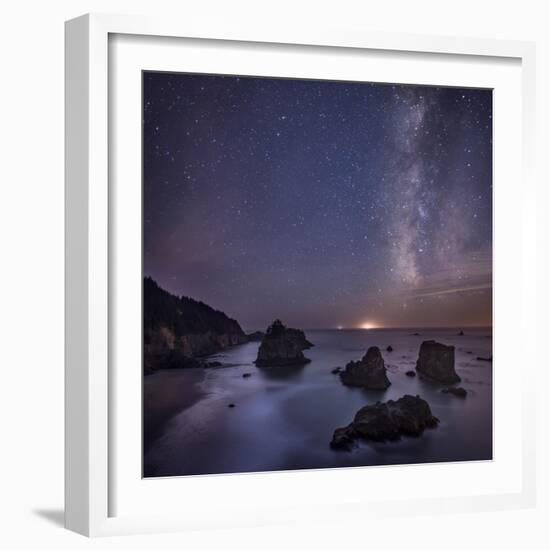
[144,328,492,477]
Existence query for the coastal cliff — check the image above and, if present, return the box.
[144,277,247,373]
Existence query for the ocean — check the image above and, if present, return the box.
[143,328,492,477]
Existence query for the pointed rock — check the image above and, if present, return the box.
[340,347,391,389]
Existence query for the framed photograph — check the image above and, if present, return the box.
[65,13,537,536]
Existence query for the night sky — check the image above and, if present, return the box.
[143,72,492,330]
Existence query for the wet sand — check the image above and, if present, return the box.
[143,368,205,453]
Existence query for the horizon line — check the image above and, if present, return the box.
[245,325,493,332]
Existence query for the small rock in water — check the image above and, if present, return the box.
[405,370,416,377]
[466,351,473,354]
[207,361,222,368]
[228,403,235,408]
[242,373,252,378]
[411,332,421,336]
[476,356,492,362]
[386,345,393,352]
[458,330,464,336]
[331,367,342,374]
[442,387,468,398]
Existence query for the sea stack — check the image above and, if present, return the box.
[255,320,312,367]
[330,394,439,449]
[415,340,460,384]
[339,347,391,390]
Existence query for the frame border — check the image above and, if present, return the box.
[65,12,537,537]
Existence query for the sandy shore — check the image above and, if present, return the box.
[143,368,206,453]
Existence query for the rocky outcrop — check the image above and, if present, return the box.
[330,394,439,449]
[442,386,467,398]
[339,347,390,389]
[255,320,312,367]
[286,328,314,349]
[415,340,460,384]
[143,277,247,373]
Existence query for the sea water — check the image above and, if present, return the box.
[144,328,492,477]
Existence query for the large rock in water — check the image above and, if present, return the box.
[339,347,390,389]
[255,320,312,367]
[330,394,439,449]
[415,340,460,384]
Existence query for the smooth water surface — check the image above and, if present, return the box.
[144,328,492,477]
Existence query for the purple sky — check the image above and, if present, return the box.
[143,72,492,330]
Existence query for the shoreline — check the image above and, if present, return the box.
[143,368,206,453]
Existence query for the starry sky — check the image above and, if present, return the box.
[143,72,492,330]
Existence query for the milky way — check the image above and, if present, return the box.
[143,72,492,330]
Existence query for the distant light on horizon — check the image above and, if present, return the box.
[359,322,378,330]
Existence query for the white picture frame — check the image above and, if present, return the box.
[65,12,537,537]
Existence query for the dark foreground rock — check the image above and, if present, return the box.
[330,394,439,449]
[442,386,467,398]
[340,347,391,390]
[415,340,460,384]
[255,320,312,367]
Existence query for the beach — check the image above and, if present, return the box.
[143,368,206,454]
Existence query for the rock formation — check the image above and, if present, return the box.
[442,386,467,398]
[255,320,312,367]
[415,340,460,384]
[286,328,314,349]
[143,277,247,374]
[330,394,439,449]
[339,347,391,389]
